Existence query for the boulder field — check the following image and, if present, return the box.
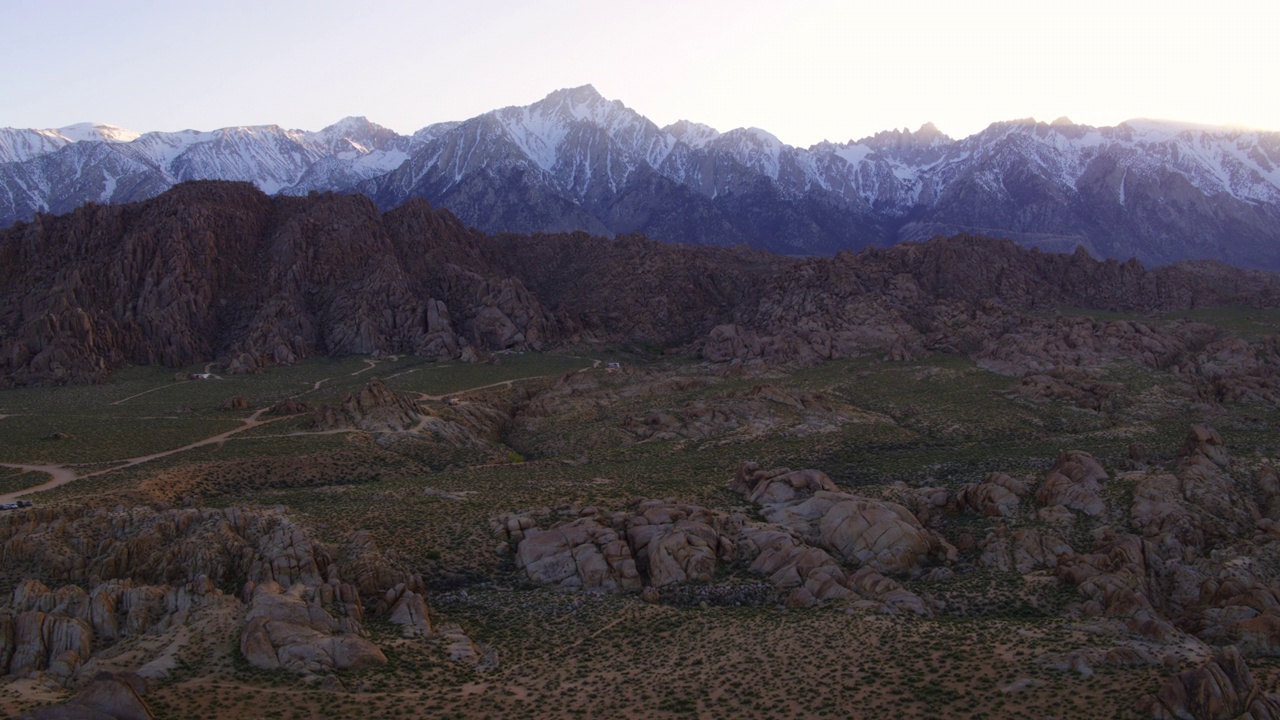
[495,425,1280,718]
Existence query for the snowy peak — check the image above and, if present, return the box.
[702,127,787,179]
[485,85,673,176]
[4,88,1280,270]
[538,84,610,113]
[1096,120,1280,202]
[518,84,635,131]
[56,122,141,143]
[718,127,783,148]
[916,122,946,139]
[310,116,404,156]
[0,123,140,164]
[857,122,953,153]
[1120,118,1257,139]
[317,115,380,136]
[664,120,721,149]
[412,121,461,143]
[213,124,296,140]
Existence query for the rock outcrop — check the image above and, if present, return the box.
[239,581,386,673]
[219,395,248,411]
[511,517,642,593]
[1139,648,1280,720]
[4,182,1279,387]
[496,462,939,614]
[979,527,1074,574]
[0,504,431,684]
[1,576,227,681]
[958,472,1028,517]
[704,385,888,442]
[1035,451,1109,516]
[312,379,422,432]
[735,463,952,574]
[0,184,552,386]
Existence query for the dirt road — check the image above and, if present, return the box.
[0,408,290,503]
[0,357,601,503]
[0,464,79,504]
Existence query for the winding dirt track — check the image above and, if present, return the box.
[0,357,602,504]
[109,383,183,406]
[414,356,601,401]
[351,359,379,376]
[417,379,524,402]
[0,408,291,504]
[0,464,78,503]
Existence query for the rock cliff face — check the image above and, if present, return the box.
[3,181,1279,387]
[0,183,552,386]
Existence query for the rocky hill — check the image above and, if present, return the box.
[4,87,1280,268]
[3,180,1280,387]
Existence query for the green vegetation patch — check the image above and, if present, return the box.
[1163,305,1280,341]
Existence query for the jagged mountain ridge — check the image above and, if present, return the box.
[3,87,1280,267]
[3,181,1280,387]
[0,116,422,225]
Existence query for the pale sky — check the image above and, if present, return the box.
[1,0,1275,146]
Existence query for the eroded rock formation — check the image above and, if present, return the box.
[1139,648,1280,720]
[0,504,432,685]
[4,181,1279,389]
[495,463,941,614]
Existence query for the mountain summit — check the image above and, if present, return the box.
[3,88,1280,268]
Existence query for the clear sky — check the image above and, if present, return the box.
[1,0,1275,146]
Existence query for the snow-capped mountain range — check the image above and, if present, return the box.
[4,85,1280,269]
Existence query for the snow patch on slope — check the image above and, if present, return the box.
[710,127,785,180]
[0,129,73,164]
